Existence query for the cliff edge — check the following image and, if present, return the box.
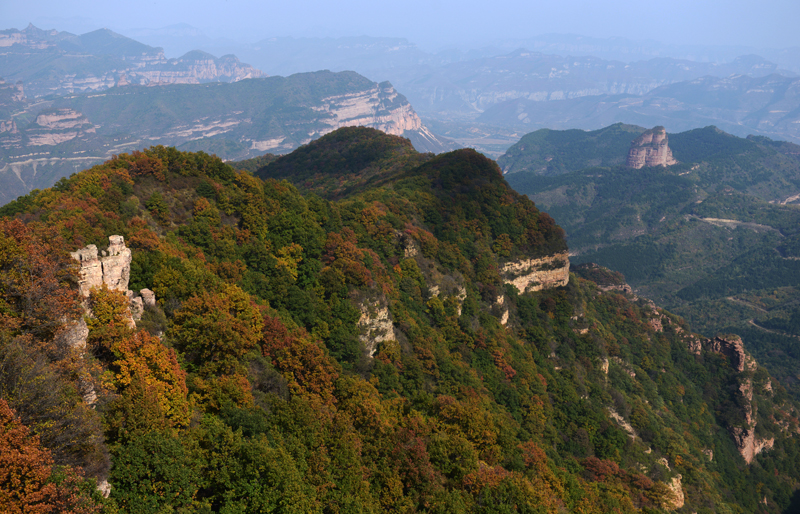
[626,126,677,169]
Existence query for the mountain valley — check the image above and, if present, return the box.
[502,123,800,399]
[0,70,454,205]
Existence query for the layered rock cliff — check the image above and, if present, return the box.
[689,334,775,464]
[501,252,570,293]
[626,126,677,169]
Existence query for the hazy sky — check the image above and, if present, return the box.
[3,0,799,50]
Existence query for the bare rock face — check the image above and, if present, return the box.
[129,295,144,322]
[704,334,772,463]
[501,252,570,293]
[686,335,704,355]
[648,317,663,332]
[27,108,96,147]
[140,288,157,308]
[54,318,89,350]
[626,127,677,169]
[71,235,132,298]
[493,295,510,326]
[357,297,397,357]
[71,235,143,328]
[705,335,749,373]
[664,474,685,511]
[104,235,132,291]
[70,244,102,297]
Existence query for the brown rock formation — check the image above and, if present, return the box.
[626,126,677,169]
[703,335,772,463]
[706,335,747,372]
[501,252,570,293]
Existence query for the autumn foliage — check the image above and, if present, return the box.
[0,399,98,514]
[0,135,789,514]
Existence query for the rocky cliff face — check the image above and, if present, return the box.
[501,252,570,293]
[695,335,774,464]
[302,81,449,153]
[356,296,397,358]
[125,53,264,86]
[70,235,132,298]
[626,126,677,169]
[70,235,154,328]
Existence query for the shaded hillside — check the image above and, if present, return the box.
[504,124,800,399]
[1,129,799,512]
[0,71,455,206]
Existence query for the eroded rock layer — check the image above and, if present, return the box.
[501,252,570,293]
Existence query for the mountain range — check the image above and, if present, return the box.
[501,123,800,399]
[480,73,800,145]
[0,70,454,205]
[4,24,800,159]
[0,24,265,98]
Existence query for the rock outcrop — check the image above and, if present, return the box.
[626,127,677,169]
[664,475,685,511]
[68,235,156,497]
[306,81,449,153]
[71,235,132,298]
[356,297,397,357]
[55,318,90,350]
[70,235,155,324]
[701,335,773,464]
[705,335,751,373]
[501,252,570,293]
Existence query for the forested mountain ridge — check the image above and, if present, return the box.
[1,128,800,512]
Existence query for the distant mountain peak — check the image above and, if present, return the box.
[626,126,677,169]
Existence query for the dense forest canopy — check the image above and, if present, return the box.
[0,128,798,513]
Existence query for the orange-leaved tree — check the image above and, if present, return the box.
[104,331,191,439]
[0,399,99,514]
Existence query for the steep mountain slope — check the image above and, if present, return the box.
[0,24,265,98]
[0,71,455,205]
[1,128,800,512]
[504,124,800,400]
